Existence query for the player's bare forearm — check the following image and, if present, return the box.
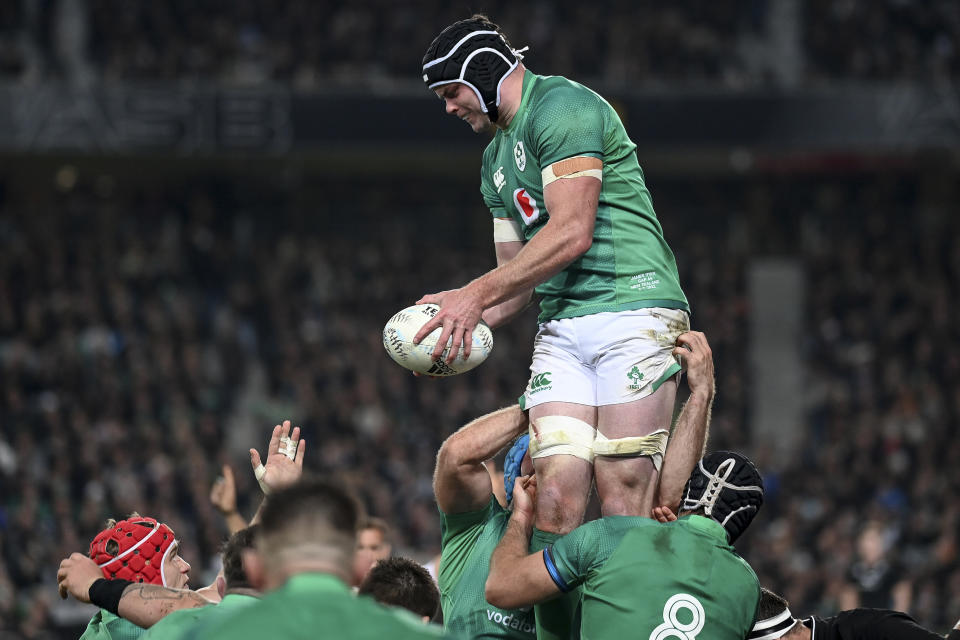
[444,406,528,467]
[224,511,248,534]
[470,174,600,307]
[469,219,592,310]
[656,388,713,512]
[435,406,528,513]
[487,475,559,607]
[656,332,715,512]
[117,583,213,628]
[486,512,536,608]
[414,180,596,363]
[481,240,536,329]
[249,497,266,525]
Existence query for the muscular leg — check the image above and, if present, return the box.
[529,401,596,535]
[528,402,594,640]
[595,378,678,517]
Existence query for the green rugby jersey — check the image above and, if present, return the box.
[143,593,257,640]
[480,71,688,323]
[200,573,446,640]
[80,610,146,640]
[546,515,760,640]
[439,497,536,639]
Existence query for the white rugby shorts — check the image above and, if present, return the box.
[519,308,690,410]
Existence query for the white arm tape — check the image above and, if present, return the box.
[493,217,524,242]
[541,156,603,187]
[593,429,669,472]
[529,415,597,463]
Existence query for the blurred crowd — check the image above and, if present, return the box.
[744,172,960,629]
[0,169,536,637]
[804,0,960,85]
[0,0,956,88]
[0,166,958,636]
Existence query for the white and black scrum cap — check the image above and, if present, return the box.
[681,450,764,544]
[749,608,798,640]
[749,589,805,640]
[422,17,525,122]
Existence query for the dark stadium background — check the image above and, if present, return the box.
[1,1,958,637]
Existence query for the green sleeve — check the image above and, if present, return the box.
[529,86,606,168]
[481,145,508,219]
[543,519,606,592]
[81,610,147,640]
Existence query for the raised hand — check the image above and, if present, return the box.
[672,331,715,399]
[210,464,238,516]
[250,420,305,494]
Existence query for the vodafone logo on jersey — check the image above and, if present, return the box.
[512,188,541,225]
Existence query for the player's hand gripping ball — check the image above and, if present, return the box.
[383,304,493,376]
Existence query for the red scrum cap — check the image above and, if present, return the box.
[88,516,177,586]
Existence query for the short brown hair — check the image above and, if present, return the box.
[358,557,439,619]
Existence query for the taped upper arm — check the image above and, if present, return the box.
[541,156,603,187]
[541,168,601,242]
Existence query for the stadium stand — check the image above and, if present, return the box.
[1,168,958,635]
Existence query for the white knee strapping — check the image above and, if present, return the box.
[529,416,597,463]
[593,429,670,472]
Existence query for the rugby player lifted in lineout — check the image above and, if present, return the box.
[416,13,690,564]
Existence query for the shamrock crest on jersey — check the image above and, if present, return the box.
[514,141,526,171]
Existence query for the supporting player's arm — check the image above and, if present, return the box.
[434,405,528,514]
[416,171,601,362]
[114,583,212,627]
[485,476,562,609]
[655,331,716,512]
[57,553,212,628]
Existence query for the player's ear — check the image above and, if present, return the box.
[242,550,266,590]
[216,573,226,599]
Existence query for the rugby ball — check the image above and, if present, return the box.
[382,304,494,376]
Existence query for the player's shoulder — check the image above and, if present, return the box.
[601,514,660,535]
[567,515,645,544]
[439,493,500,521]
[482,135,501,162]
[530,73,593,99]
[528,73,605,114]
[724,545,761,590]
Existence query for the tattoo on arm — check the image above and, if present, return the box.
[119,584,210,626]
[129,585,192,601]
